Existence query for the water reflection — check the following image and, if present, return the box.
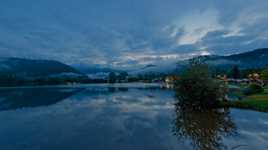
[0,85,266,150]
[173,105,237,150]
[0,87,84,111]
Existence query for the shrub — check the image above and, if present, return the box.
[108,72,117,83]
[243,83,264,95]
[261,66,268,81]
[175,62,227,110]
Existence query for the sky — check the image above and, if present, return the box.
[0,0,268,69]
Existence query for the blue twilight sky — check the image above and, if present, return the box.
[0,0,268,68]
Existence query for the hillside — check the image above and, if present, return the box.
[130,48,268,75]
[0,58,83,78]
[128,63,178,75]
[187,48,268,69]
[72,63,123,74]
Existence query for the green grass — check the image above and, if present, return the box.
[263,87,268,94]
[221,86,268,112]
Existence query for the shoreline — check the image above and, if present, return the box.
[0,82,164,89]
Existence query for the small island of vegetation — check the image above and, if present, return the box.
[174,58,268,112]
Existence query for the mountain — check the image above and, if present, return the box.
[1,48,266,81]
[72,63,122,74]
[128,62,177,75]
[184,48,268,69]
[131,48,268,75]
[0,57,83,78]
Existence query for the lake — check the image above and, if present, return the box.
[0,84,267,150]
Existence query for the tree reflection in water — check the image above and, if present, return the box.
[173,105,237,150]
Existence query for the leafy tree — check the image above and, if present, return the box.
[118,72,128,82]
[230,65,240,79]
[261,66,268,81]
[243,83,264,95]
[175,62,227,110]
[240,68,261,78]
[108,72,117,83]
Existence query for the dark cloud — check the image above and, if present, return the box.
[0,0,267,68]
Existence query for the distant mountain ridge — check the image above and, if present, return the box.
[0,57,83,78]
[128,63,177,75]
[72,63,123,74]
[130,48,268,75]
[1,48,267,78]
[186,48,268,69]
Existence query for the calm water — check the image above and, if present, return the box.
[0,84,267,150]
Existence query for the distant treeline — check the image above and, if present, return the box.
[0,74,107,87]
[0,72,163,87]
[212,67,262,79]
[0,66,264,87]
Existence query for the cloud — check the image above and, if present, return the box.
[0,0,267,68]
[197,4,268,55]
[166,9,223,45]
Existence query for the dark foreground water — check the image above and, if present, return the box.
[0,84,267,150]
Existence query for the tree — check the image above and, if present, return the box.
[261,66,268,81]
[118,72,128,82]
[240,68,261,78]
[230,65,240,79]
[108,72,117,83]
[175,62,227,110]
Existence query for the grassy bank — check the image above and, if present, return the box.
[222,86,268,112]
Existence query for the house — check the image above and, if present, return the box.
[163,75,180,89]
